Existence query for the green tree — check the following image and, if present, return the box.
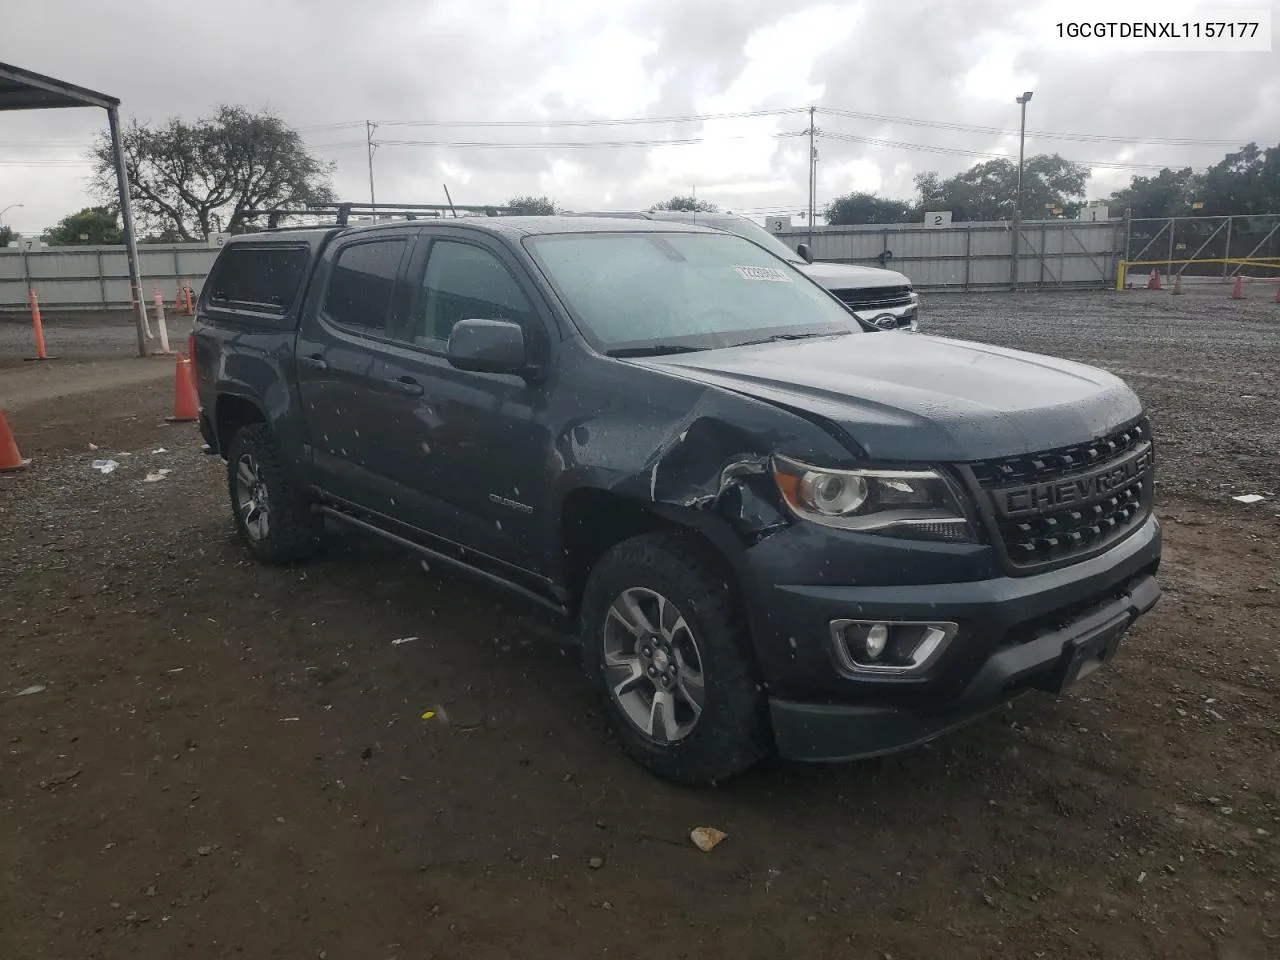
[1108,167,1202,219]
[41,205,124,245]
[651,194,719,213]
[139,226,189,244]
[0,225,14,248]
[1199,142,1280,216]
[89,106,335,240]
[505,195,559,215]
[914,154,1089,221]
[825,192,915,225]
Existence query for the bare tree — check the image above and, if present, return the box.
[91,106,335,239]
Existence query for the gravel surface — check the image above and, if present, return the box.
[0,309,153,366]
[922,286,1280,503]
[1,291,1277,959]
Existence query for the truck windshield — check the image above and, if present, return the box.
[645,212,805,264]
[704,216,807,264]
[525,232,856,354]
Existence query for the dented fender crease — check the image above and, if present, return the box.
[549,369,858,552]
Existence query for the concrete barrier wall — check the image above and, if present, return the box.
[0,243,220,310]
[2,218,1125,309]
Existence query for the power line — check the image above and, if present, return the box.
[0,139,92,148]
[375,131,807,150]
[300,105,1245,148]
[0,106,1252,151]
[294,120,365,133]
[817,106,1245,146]
[0,159,91,166]
[819,130,1172,169]
[377,107,806,128]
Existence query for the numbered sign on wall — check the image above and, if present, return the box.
[923,211,952,228]
[767,216,792,233]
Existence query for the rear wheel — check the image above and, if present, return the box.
[580,531,769,785]
[226,424,320,564]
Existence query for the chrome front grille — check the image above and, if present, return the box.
[968,419,1155,570]
[832,285,915,311]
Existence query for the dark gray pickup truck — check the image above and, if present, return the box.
[191,212,1161,784]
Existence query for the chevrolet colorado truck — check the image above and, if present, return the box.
[191,213,1161,785]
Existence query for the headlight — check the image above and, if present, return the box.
[771,455,975,541]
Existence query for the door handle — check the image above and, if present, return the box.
[389,376,424,396]
[299,354,328,371]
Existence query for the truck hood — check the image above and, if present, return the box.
[632,333,1142,462]
[799,261,913,290]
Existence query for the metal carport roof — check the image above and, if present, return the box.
[0,61,148,355]
[0,62,120,111]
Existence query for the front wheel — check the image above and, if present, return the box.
[225,423,320,565]
[580,532,770,785]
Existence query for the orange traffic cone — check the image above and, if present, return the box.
[0,409,31,471]
[165,353,199,423]
[1230,275,1245,299]
[1171,273,1184,295]
[1147,269,1162,290]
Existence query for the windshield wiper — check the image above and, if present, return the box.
[733,332,831,348]
[606,344,706,358]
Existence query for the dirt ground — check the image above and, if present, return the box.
[2,288,1277,960]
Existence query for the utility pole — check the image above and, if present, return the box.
[1010,90,1033,291]
[365,120,378,216]
[807,106,817,249]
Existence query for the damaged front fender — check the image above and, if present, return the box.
[555,382,856,544]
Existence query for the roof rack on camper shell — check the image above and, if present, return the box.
[241,201,516,229]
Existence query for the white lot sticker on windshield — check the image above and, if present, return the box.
[734,265,793,282]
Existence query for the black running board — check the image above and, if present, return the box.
[316,505,568,618]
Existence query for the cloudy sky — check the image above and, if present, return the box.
[2,0,1277,235]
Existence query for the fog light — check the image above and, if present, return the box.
[830,619,960,675]
[864,623,889,659]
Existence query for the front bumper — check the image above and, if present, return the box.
[746,515,1161,762]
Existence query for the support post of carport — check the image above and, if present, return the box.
[107,106,147,358]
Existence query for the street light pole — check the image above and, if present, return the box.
[0,202,24,227]
[366,120,378,220]
[1010,90,1033,291]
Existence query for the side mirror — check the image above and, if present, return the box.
[796,242,814,264]
[447,319,530,375]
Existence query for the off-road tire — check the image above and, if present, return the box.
[580,531,770,785]
[226,423,321,565]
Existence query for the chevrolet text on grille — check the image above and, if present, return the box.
[998,448,1154,518]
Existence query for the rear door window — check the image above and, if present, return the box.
[321,238,408,335]
[207,245,309,315]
